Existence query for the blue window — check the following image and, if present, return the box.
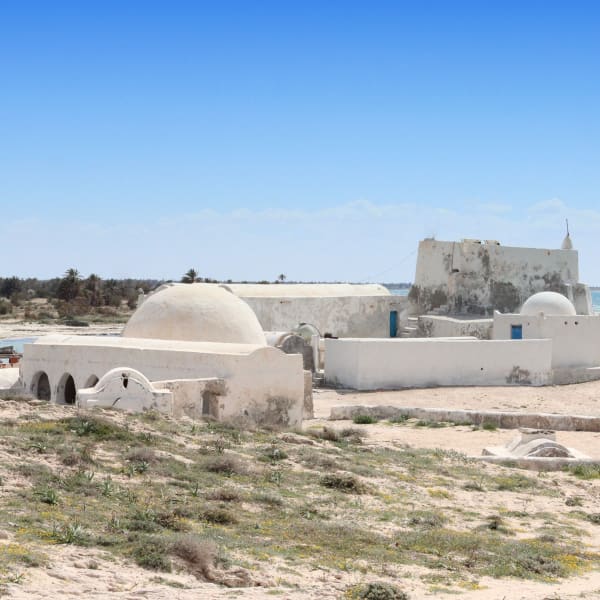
[511,325,523,340]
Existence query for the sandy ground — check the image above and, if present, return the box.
[315,382,600,418]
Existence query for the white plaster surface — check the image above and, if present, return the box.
[21,335,304,427]
[493,313,600,369]
[123,283,266,345]
[78,367,172,413]
[324,338,552,390]
[520,291,576,316]
[0,367,19,389]
[238,295,406,338]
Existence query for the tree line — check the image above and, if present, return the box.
[0,270,162,317]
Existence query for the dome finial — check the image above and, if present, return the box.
[561,218,573,250]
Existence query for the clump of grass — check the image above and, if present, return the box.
[586,513,600,525]
[463,479,485,492]
[59,443,95,466]
[309,427,366,444]
[126,446,157,463]
[568,464,600,480]
[34,487,59,505]
[483,515,513,535]
[353,414,378,425]
[481,421,498,431]
[298,449,340,471]
[408,510,446,528]
[252,491,284,506]
[203,455,247,476]
[171,535,217,579]
[565,496,583,507]
[261,442,288,462]
[206,487,242,502]
[127,508,188,532]
[320,473,367,494]
[348,582,410,600]
[132,536,171,571]
[65,416,134,441]
[206,421,244,443]
[388,414,409,424]
[201,507,238,525]
[51,521,88,545]
[494,473,537,491]
[309,427,341,442]
[415,420,447,428]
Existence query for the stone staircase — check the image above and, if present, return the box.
[400,317,419,338]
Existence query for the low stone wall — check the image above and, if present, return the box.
[329,404,600,431]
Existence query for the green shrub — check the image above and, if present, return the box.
[320,473,366,494]
[350,582,409,600]
[132,537,171,571]
[353,414,378,425]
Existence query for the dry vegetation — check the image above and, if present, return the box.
[0,398,599,598]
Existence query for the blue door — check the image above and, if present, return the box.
[511,325,523,340]
[390,311,398,338]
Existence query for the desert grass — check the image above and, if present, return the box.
[0,398,598,595]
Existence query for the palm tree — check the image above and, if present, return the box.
[181,268,199,284]
[277,273,286,283]
[85,273,102,306]
[57,268,81,301]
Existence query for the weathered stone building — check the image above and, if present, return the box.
[408,238,592,316]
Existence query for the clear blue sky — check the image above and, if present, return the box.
[2,1,599,282]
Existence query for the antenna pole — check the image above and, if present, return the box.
[566,218,570,236]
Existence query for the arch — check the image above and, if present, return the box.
[31,371,51,401]
[85,375,99,388]
[57,373,77,405]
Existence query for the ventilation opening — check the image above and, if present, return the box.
[85,375,99,388]
[33,372,51,401]
[122,376,129,389]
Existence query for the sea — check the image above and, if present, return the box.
[388,287,600,314]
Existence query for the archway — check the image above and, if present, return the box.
[57,373,77,405]
[32,372,51,401]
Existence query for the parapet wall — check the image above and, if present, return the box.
[324,338,552,390]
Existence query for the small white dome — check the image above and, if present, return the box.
[520,291,576,316]
[123,284,266,345]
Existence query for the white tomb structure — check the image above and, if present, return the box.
[325,291,600,390]
[19,285,306,427]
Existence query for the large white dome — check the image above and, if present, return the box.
[123,284,266,345]
[520,291,576,316]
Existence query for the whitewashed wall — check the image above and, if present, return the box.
[493,313,600,369]
[20,336,304,427]
[241,295,407,338]
[325,338,552,390]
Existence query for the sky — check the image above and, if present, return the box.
[1,1,599,283]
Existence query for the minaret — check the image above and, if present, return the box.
[561,219,573,250]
